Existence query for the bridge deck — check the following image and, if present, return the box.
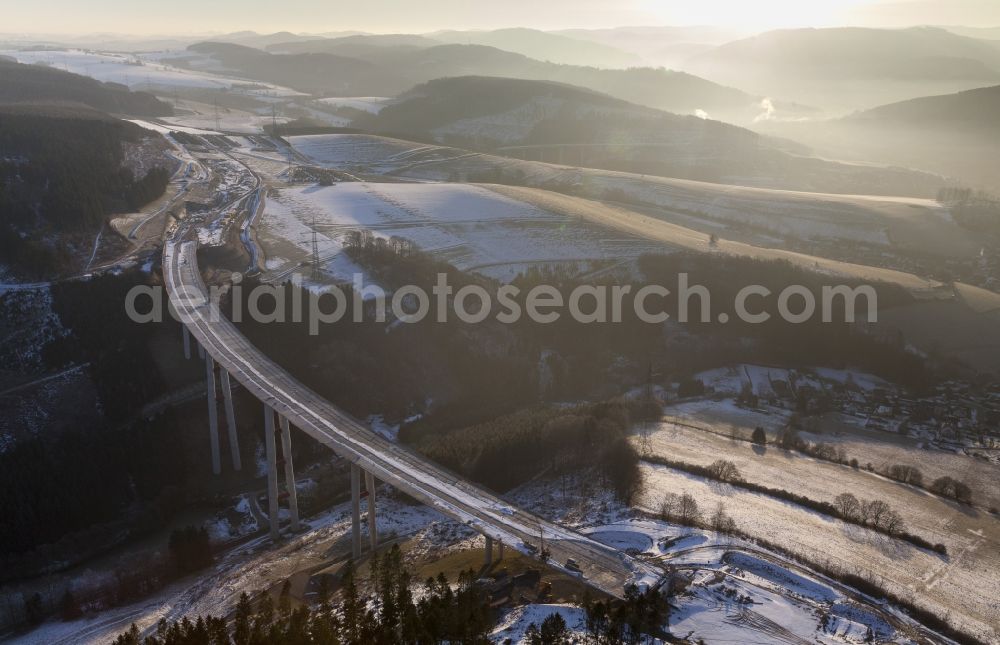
[164,238,657,597]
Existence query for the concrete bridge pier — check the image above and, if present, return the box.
[485,536,494,567]
[278,417,300,531]
[197,340,205,360]
[498,540,504,562]
[182,325,191,359]
[264,405,280,541]
[205,354,221,475]
[350,463,362,559]
[220,369,241,471]
[365,471,377,551]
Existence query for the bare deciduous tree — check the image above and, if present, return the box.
[887,464,923,487]
[710,502,737,533]
[678,492,701,525]
[707,460,741,483]
[862,499,891,528]
[834,492,861,521]
[659,493,680,522]
[880,510,905,536]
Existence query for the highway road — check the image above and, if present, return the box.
[162,180,659,598]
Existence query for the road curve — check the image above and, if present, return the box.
[163,237,658,598]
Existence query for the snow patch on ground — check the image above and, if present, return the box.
[314,97,392,114]
[584,529,653,553]
[490,603,587,644]
[367,415,399,442]
[205,517,233,541]
[725,552,841,603]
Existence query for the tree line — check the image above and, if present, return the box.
[111,541,673,645]
[636,253,933,391]
[937,186,1000,236]
[647,458,946,554]
[776,427,975,506]
[409,400,644,504]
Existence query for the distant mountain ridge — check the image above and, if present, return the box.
[186,41,399,96]
[186,40,787,123]
[266,33,438,56]
[208,30,326,49]
[427,28,642,68]
[679,26,1000,114]
[267,28,641,68]
[555,25,750,68]
[688,26,1000,82]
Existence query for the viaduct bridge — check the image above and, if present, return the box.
[163,237,659,598]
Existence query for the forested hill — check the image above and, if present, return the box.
[355,76,942,196]
[0,59,173,116]
[0,106,172,275]
[845,84,1000,135]
[358,75,650,138]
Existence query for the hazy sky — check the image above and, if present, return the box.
[3,0,999,35]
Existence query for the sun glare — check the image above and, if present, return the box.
[640,0,870,30]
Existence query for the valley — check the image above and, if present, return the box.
[2,14,1000,645]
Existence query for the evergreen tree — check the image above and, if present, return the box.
[233,592,253,645]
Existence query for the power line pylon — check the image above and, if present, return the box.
[310,216,321,279]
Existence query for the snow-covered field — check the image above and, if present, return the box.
[575,518,937,644]
[490,183,946,293]
[289,134,470,171]
[0,49,301,96]
[664,365,1000,511]
[259,182,662,282]
[313,97,392,114]
[159,112,272,134]
[806,416,1000,511]
[566,171,976,257]
[283,134,992,295]
[646,417,1000,553]
[127,119,220,136]
[636,426,1000,642]
[287,133,981,262]
[669,565,874,645]
[287,135,950,291]
[503,478,951,642]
